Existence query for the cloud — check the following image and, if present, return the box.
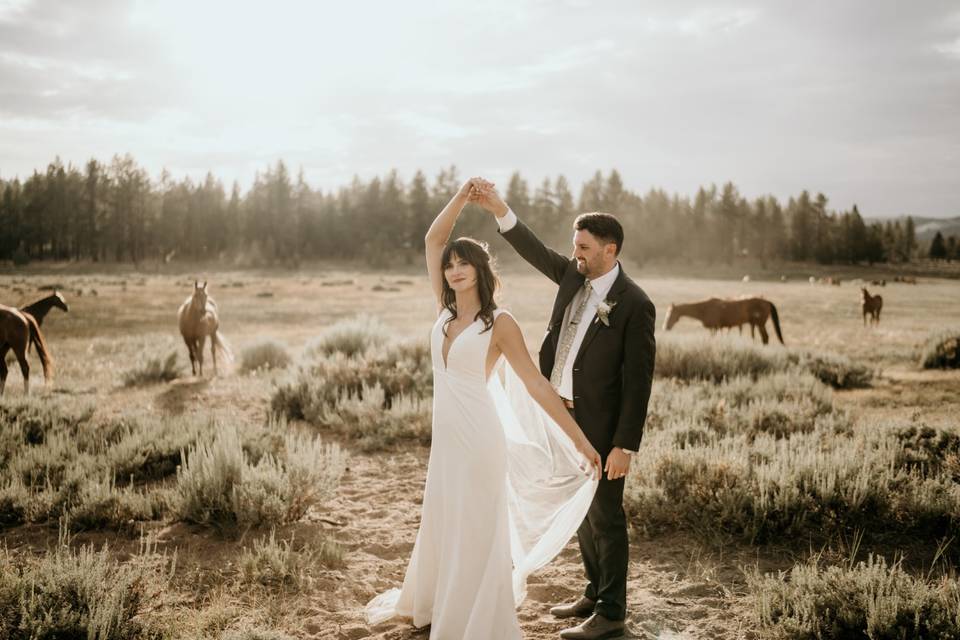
[0,0,958,217]
[0,0,181,119]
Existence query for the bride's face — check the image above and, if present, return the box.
[444,253,478,292]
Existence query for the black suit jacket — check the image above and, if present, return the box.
[501,219,656,455]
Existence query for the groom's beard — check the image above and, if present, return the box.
[576,258,594,277]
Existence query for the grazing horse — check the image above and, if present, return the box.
[663,297,785,345]
[21,291,69,327]
[861,288,883,326]
[0,304,53,395]
[178,281,233,376]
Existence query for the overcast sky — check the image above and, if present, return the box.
[1,0,958,217]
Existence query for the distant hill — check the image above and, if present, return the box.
[866,215,960,244]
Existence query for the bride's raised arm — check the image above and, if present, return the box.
[493,314,602,476]
[424,178,477,307]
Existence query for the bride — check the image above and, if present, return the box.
[365,178,601,638]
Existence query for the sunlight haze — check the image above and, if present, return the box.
[1,0,958,217]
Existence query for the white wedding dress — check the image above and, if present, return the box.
[366,308,598,638]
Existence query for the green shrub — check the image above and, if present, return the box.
[307,384,432,450]
[173,424,346,535]
[306,314,389,358]
[239,528,343,588]
[624,424,960,544]
[748,554,960,639]
[655,336,789,382]
[65,476,161,532]
[122,352,182,386]
[655,337,873,389]
[0,525,173,639]
[271,339,431,426]
[0,396,94,449]
[920,329,960,369]
[0,410,209,530]
[9,431,96,489]
[240,341,293,373]
[108,415,209,484]
[0,481,27,528]
[645,373,841,442]
[894,425,960,480]
[788,351,874,389]
[223,630,297,640]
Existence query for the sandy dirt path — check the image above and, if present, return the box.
[309,449,759,640]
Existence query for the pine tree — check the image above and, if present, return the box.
[578,170,604,212]
[716,182,739,264]
[903,216,917,261]
[929,231,947,260]
[604,170,624,213]
[767,196,787,261]
[408,170,431,252]
[789,192,812,261]
[847,205,868,263]
[812,193,833,263]
[752,197,768,265]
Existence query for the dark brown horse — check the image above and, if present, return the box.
[861,288,883,326]
[663,297,785,345]
[0,304,53,395]
[178,281,233,376]
[21,291,69,327]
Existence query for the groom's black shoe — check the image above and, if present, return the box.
[550,596,596,619]
[558,613,625,640]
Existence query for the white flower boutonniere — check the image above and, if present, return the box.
[596,299,617,327]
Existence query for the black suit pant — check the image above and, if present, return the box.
[578,472,628,620]
[570,410,629,620]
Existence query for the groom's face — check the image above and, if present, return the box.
[572,230,616,278]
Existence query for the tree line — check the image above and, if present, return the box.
[1,154,954,268]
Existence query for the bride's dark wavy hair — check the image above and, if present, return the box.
[441,237,500,335]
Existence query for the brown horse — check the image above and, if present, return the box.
[21,291,69,327]
[861,288,882,326]
[663,297,785,345]
[0,304,53,395]
[178,281,233,376]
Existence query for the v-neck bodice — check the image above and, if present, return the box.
[432,308,495,381]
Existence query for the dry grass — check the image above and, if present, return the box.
[0,265,958,638]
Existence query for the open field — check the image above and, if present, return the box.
[1,262,959,639]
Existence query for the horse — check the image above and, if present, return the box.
[177,281,233,377]
[861,288,883,326]
[21,291,69,327]
[663,296,785,345]
[0,304,53,395]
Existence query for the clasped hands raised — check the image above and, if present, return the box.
[457,178,509,218]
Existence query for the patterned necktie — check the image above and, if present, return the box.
[550,280,592,389]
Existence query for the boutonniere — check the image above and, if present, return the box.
[596,299,617,327]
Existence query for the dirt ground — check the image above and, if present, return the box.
[1,264,958,639]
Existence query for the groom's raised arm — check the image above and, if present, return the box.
[497,210,570,285]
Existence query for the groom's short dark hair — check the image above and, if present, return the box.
[575,212,623,255]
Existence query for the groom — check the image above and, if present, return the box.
[472,181,656,640]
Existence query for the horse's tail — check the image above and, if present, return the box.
[213,330,235,371]
[768,301,785,345]
[25,314,54,381]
